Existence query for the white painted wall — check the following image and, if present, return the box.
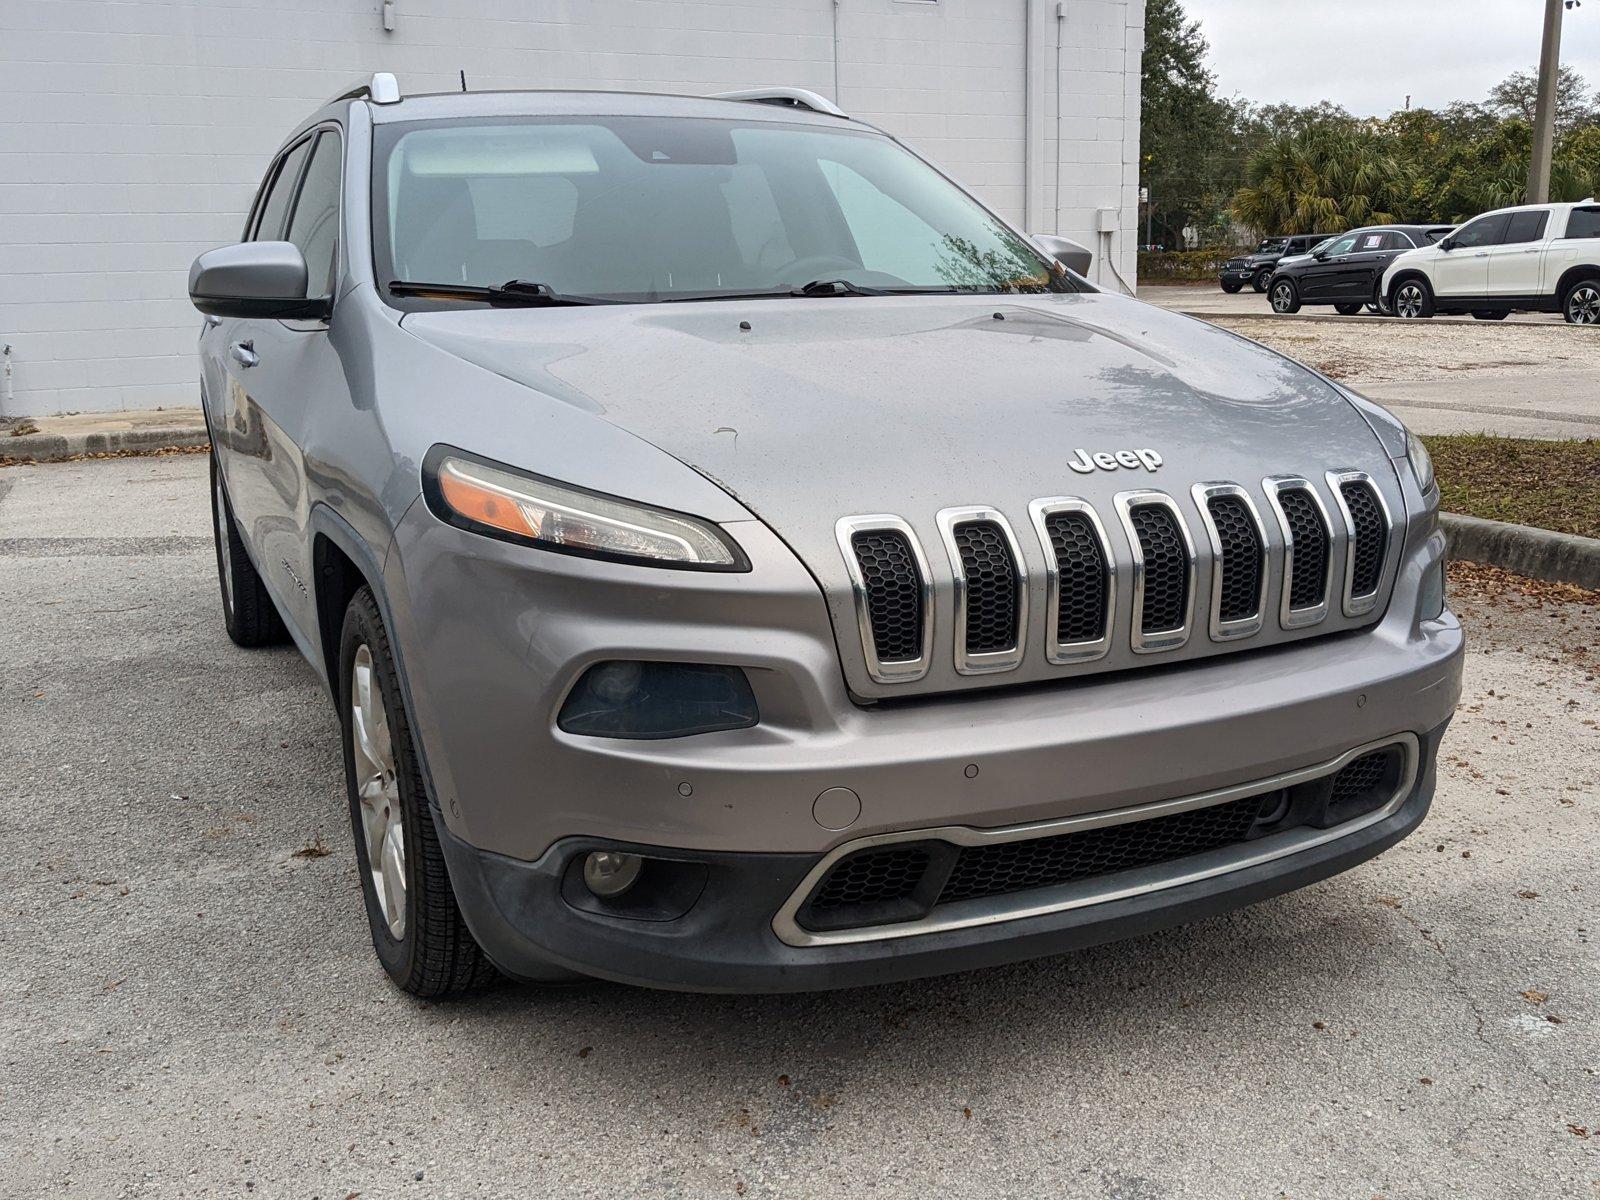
[0,0,1143,416]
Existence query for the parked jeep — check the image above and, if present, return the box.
[189,76,1462,996]
[1220,234,1332,293]
[1383,199,1600,322]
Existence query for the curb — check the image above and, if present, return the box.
[0,425,208,464]
[1440,512,1600,591]
[1176,308,1572,329]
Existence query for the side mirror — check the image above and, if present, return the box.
[1439,237,1457,253]
[189,241,329,320]
[1032,234,1093,277]
[1312,250,1328,261]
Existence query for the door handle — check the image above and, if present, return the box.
[229,340,259,368]
[1473,251,1489,258]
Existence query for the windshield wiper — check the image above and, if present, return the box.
[387,279,616,307]
[791,278,889,297]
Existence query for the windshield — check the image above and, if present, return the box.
[372,115,1067,305]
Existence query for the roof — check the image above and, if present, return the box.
[364,88,863,130]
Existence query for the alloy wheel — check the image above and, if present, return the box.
[351,643,406,939]
[1271,283,1294,312]
[1396,284,1425,318]
[1568,284,1600,325]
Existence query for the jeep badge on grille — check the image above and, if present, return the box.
[1067,447,1163,474]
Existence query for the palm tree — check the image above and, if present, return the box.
[1231,126,1409,233]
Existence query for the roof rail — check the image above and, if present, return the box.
[331,72,401,106]
[710,87,847,119]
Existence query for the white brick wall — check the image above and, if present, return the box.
[0,0,1142,415]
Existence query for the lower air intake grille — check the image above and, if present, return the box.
[1340,481,1387,597]
[1279,488,1330,609]
[808,844,931,910]
[1208,495,1264,622]
[851,530,923,663]
[953,521,1019,654]
[1129,504,1189,633]
[1044,511,1109,643]
[937,793,1267,905]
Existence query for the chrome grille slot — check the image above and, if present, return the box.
[1029,497,1115,664]
[1116,492,1195,652]
[1193,482,1268,641]
[937,507,1027,674]
[1264,477,1335,629]
[1328,470,1392,617]
[836,515,933,683]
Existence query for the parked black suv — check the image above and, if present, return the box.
[1220,234,1332,293]
[1268,225,1454,315]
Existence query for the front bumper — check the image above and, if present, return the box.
[439,721,1447,992]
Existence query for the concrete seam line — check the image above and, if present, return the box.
[1440,511,1600,591]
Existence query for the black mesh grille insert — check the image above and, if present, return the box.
[1208,495,1263,623]
[851,530,923,663]
[953,521,1020,654]
[1279,488,1330,610]
[1044,511,1109,644]
[1329,751,1389,806]
[937,793,1268,905]
[1340,481,1387,597]
[807,845,930,911]
[1129,504,1189,634]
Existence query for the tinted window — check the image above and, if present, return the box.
[1452,214,1508,249]
[1356,232,1387,252]
[1325,234,1359,256]
[1382,232,1415,250]
[285,130,342,298]
[252,139,311,241]
[1502,210,1549,245]
[1563,207,1600,238]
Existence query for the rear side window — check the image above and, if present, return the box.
[252,139,311,241]
[1502,210,1550,245]
[285,130,342,298]
[1564,207,1600,238]
[1382,232,1414,250]
[1357,232,1385,251]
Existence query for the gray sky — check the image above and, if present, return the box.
[1183,0,1600,115]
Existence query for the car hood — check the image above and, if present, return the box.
[402,290,1387,546]
[402,291,1397,692]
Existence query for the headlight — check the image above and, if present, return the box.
[423,447,747,570]
[1405,429,1435,495]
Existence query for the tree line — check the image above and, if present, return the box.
[1141,0,1600,246]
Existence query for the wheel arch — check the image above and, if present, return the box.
[1554,264,1600,301]
[309,502,449,816]
[1385,269,1432,302]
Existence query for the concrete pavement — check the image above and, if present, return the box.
[1,454,1596,1198]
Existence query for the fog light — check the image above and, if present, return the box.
[583,850,642,898]
[559,661,758,739]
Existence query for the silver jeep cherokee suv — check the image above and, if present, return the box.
[190,76,1463,995]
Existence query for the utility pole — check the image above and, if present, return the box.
[1528,0,1564,205]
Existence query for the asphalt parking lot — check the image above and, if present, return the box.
[2,454,1597,1198]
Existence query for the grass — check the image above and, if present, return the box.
[1422,434,1600,540]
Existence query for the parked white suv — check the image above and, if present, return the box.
[1381,199,1600,323]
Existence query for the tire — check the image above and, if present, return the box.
[1221,281,1243,294]
[1563,278,1600,325]
[1335,303,1364,316]
[1251,268,1272,293]
[1472,310,1510,321]
[1269,278,1301,314]
[1392,278,1434,319]
[210,452,288,648]
[339,586,499,998]
[1364,302,1381,315]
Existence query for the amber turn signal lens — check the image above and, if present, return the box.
[438,462,538,538]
